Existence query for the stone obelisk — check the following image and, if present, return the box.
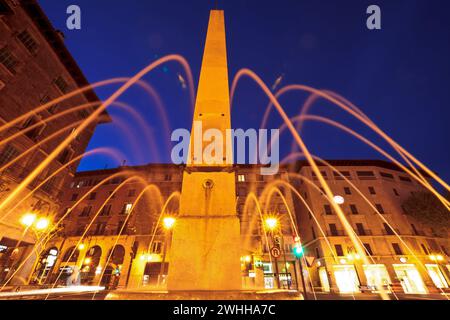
[167,10,242,291]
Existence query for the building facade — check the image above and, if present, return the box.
[32,164,299,291]
[291,160,449,295]
[31,160,449,295]
[0,0,108,284]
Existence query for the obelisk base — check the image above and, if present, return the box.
[167,215,241,291]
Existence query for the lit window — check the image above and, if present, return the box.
[122,203,132,215]
[238,175,246,182]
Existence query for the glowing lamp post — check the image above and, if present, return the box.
[265,217,279,231]
[159,216,176,287]
[20,213,37,228]
[264,216,282,289]
[333,195,345,205]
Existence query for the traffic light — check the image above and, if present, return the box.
[293,244,304,258]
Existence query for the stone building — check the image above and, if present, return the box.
[291,160,449,294]
[0,0,109,284]
[33,160,449,294]
[34,164,298,290]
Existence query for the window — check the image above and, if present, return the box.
[334,244,344,257]
[238,174,246,182]
[22,116,43,140]
[383,223,394,235]
[312,171,327,180]
[58,148,72,164]
[324,204,332,215]
[0,46,18,74]
[441,246,448,256]
[344,187,351,195]
[329,224,338,236]
[356,223,366,236]
[393,188,399,196]
[121,203,133,215]
[70,193,79,201]
[128,189,136,197]
[334,171,351,180]
[39,95,59,114]
[363,243,373,256]
[357,171,375,180]
[350,204,358,215]
[80,206,92,217]
[94,223,107,236]
[380,172,394,179]
[399,176,412,183]
[368,187,376,195]
[0,145,19,166]
[151,241,162,254]
[54,76,69,93]
[375,204,385,214]
[311,227,316,239]
[100,205,111,217]
[411,224,419,235]
[17,30,38,54]
[88,192,97,200]
[421,244,430,255]
[256,175,264,182]
[78,109,89,119]
[392,243,403,255]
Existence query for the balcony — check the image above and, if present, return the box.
[327,230,346,237]
[382,228,400,236]
[356,229,373,236]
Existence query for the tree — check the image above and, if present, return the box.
[402,192,449,235]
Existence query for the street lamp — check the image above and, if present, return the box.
[333,195,345,205]
[163,217,176,230]
[265,217,279,231]
[35,218,50,231]
[20,213,37,228]
[264,216,281,289]
[159,216,176,287]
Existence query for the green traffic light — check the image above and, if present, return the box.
[293,245,304,258]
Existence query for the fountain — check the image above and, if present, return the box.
[105,9,301,300]
[1,4,448,301]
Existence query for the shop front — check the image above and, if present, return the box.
[393,264,427,294]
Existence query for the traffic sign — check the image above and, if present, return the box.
[305,256,315,267]
[270,246,281,258]
[273,235,282,245]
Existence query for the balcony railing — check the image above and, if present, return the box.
[327,230,346,237]
[356,229,373,236]
[382,228,400,236]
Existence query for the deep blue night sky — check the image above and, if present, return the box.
[38,0,450,184]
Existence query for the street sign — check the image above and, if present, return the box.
[273,235,282,245]
[270,246,281,258]
[305,256,315,267]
